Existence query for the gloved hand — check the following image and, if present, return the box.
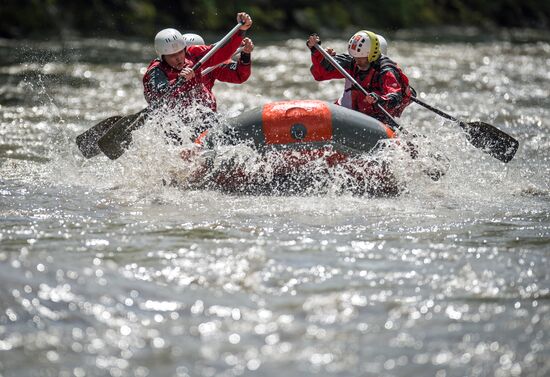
[364,92,381,105]
[237,12,253,30]
[241,37,254,53]
[306,33,321,49]
[179,67,195,81]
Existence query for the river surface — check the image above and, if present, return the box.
[0,32,549,377]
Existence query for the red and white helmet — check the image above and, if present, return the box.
[154,28,186,58]
[182,33,205,46]
[347,30,381,62]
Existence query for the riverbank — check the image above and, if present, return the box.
[2,1,549,39]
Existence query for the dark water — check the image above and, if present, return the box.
[0,33,549,377]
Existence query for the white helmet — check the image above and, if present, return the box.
[348,30,381,62]
[183,33,205,46]
[154,28,186,58]
[377,34,388,55]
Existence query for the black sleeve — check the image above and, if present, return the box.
[240,52,251,64]
[146,67,170,95]
[320,53,353,72]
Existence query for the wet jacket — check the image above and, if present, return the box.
[202,52,252,93]
[143,31,245,111]
[310,49,412,121]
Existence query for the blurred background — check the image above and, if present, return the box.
[2,0,549,39]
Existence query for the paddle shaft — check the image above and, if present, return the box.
[202,46,244,75]
[410,95,463,125]
[193,22,243,72]
[168,22,244,95]
[313,43,403,131]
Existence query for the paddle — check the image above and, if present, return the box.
[202,46,244,76]
[75,47,243,160]
[75,115,122,158]
[313,43,518,163]
[76,41,243,160]
[409,95,518,163]
[95,21,245,160]
[312,43,404,132]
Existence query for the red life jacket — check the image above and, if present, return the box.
[351,57,412,119]
[143,58,216,111]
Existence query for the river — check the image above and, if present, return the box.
[0,33,549,377]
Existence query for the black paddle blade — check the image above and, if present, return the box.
[462,121,519,163]
[75,116,122,158]
[97,110,147,160]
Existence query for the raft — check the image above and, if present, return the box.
[204,99,395,154]
[180,100,401,196]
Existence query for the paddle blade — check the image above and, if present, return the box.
[462,121,519,163]
[97,110,147,160]
[75,116,122,158]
